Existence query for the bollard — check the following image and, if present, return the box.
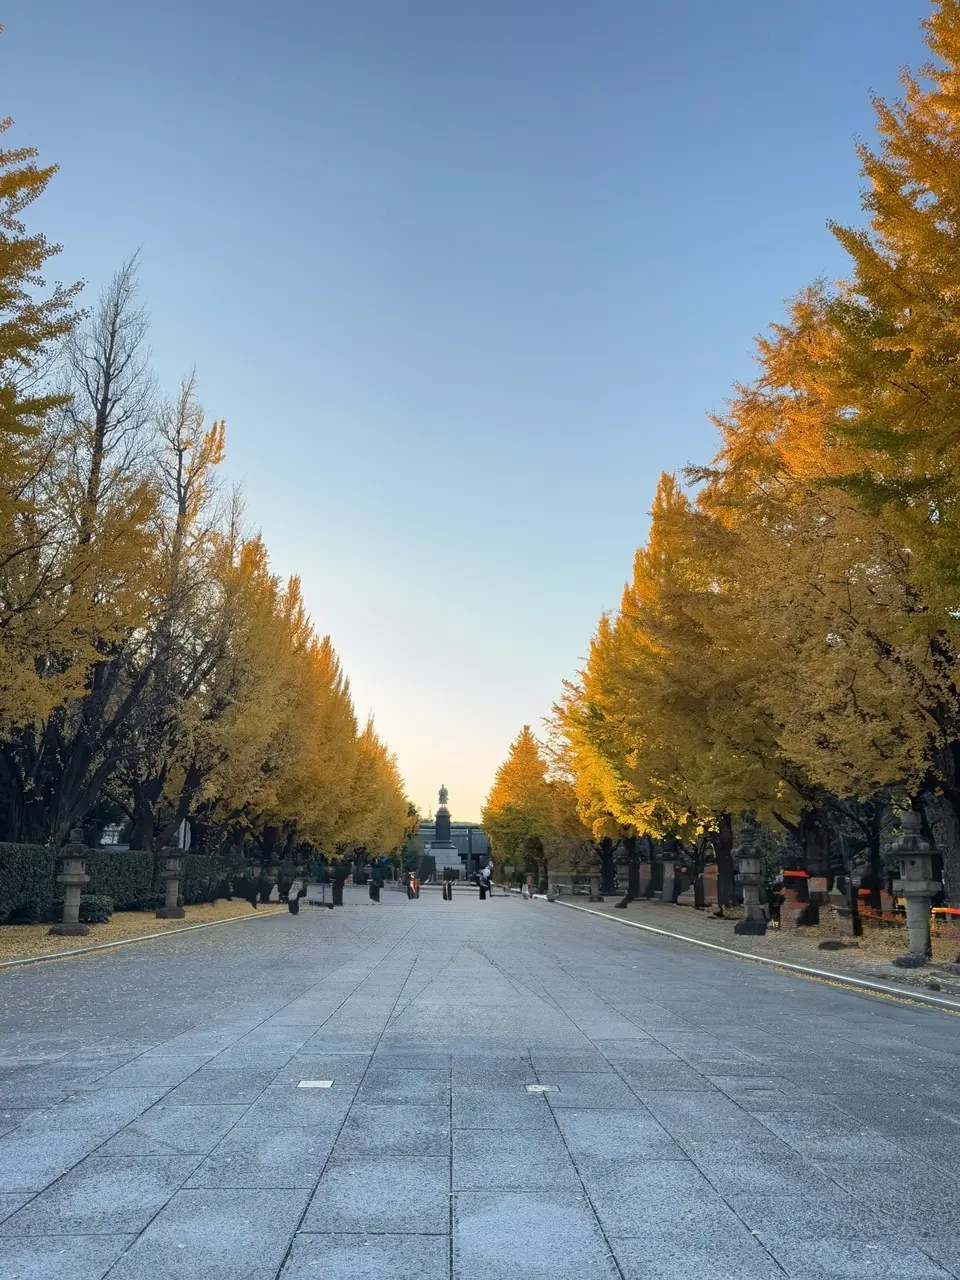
[156,844,186,919]
[50,829,91,936]
[892,810,941,967]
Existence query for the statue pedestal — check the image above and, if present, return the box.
[430,844,462,879]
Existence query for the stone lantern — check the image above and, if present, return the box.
[50,828,91,936]
[156,844,185,919]
[891,810,940,967]
[734,816,768,936]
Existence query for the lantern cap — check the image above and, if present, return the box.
[892,809,931,856]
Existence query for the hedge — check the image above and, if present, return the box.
[0,843,58,923]
[0,844,252,923]
[87,848,155,910]
[180,855,244,905]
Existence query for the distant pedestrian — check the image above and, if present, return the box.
[287,879,303,915]
[481,860,496,901]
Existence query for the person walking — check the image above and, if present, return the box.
[287,879,303,915]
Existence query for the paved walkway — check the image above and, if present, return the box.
[0,888,958,1280]
[556,894,960,998]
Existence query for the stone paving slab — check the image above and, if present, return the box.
[0,1129,104,1192]
[107,1186,311,1280]
[553,1107,686,1159]
[0,892,958,1278]
[452,1126,580,1190]
[282,1232,449,1280]
[185,1124,339,1189]
[451,1085,556,1130]
[0,1153,199,1235]
[575,1155,717,1235]
[610,1226,785,1280]
[303,1153,449,1233]
[454,1189,618,1280]
[0,1233,135,1280]
[99,1102,249,1156]
[335,1102,450,1156]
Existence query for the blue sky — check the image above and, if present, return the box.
[3,0,929,819]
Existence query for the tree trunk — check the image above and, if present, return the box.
[625,836,640,900]
[693,838,708,910]
[924,792,960,906]
[924,742,960,906]
[596,838,617,896]
[715,812,736,909]
[642,835,656,896]
[617,835,640,908]
[801,806,831,878]
[860,813,885,912]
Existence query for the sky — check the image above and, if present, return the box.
[2,0,930,820]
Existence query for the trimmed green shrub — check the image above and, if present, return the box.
[179,855,222,905]
[78,894,113,924]
[88,848,155,910]
[0,843,58,923]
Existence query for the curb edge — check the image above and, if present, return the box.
[0,908,286,971]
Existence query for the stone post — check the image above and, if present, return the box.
[661,862,676,904]
[734,818,767,936]
[702,864,719,908]
[50,828,91,936]
[156,845,186,919]
[891,811,940,968]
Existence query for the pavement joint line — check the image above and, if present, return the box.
[554,899,960,1015]
[270,920,424,1280]
[0,908,288,971]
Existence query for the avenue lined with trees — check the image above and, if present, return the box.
[485,3,960,946]
[0,97,411,923]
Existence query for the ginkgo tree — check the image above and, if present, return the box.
[482,726,556,886]
[542,1,960,907]
[0,104,411,860]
